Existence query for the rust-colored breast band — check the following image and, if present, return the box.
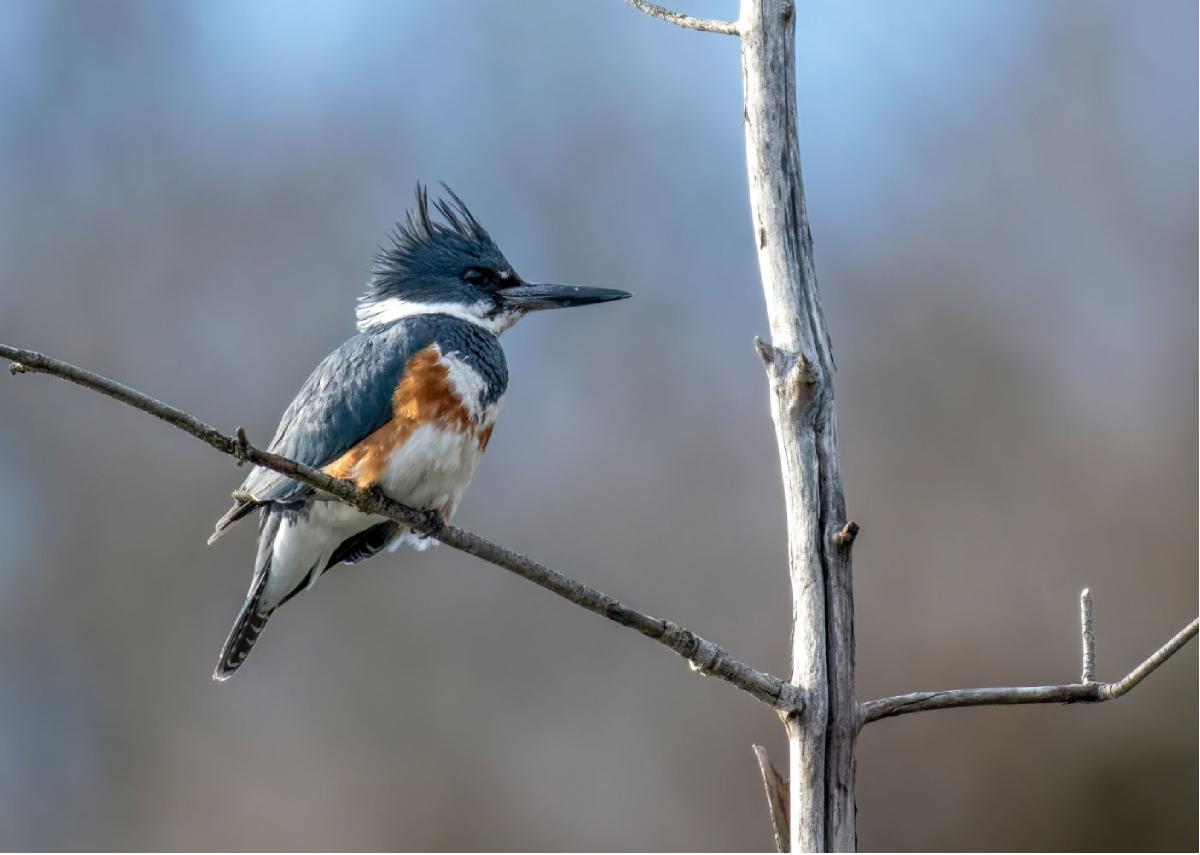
[322,345,474,488]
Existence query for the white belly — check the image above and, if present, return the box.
[261,421,492,608]
[378,422,486,514]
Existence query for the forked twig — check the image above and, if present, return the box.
[860,595,1197,725]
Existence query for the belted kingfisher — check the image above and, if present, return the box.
[207,185,630,680]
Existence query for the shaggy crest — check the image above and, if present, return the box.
[360,184,509,313]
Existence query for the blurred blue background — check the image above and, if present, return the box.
[0,0,1195,849]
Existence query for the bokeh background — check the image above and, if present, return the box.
[0,0,1195,850]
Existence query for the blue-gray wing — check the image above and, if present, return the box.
[206,319,431,547]
[236,321,433,505]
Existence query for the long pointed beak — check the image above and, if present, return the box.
[499,283,632,311]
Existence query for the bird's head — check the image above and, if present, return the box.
[357,184,631,334]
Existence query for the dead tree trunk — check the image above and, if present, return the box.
[740,0,857,850]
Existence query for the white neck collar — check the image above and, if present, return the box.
[355,296,520,336]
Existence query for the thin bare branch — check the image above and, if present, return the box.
[623,0,739,35]
[1099,617,1199,700]
[860,616,1198,726]
[1,342,802,713]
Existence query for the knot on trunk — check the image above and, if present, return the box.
[755,337,825,416]
[832,520,859,550]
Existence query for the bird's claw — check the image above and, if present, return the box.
[419,508,445,536]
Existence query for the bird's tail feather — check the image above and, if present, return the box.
[213,566,273,681]
[207,499,258,545]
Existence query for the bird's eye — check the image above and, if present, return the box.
[462,268,489,286]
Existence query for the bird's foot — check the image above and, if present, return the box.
[418,508,445,536]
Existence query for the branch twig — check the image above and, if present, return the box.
[1100,617,1198,700]
[623,0,739,35]
[752,744,790,853]
[1,343,802,713]
[860,608,1198,726]
[1080,588,1095,684]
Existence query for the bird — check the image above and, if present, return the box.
[206,185,630,680]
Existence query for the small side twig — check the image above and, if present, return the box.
[1080,588,1095,684]
[623,0,739,35]
[233,426,251,466]
[752,745,789,853]
[860,594,1198,726]
[1099,617,1199,700]
[754,335,776,366]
